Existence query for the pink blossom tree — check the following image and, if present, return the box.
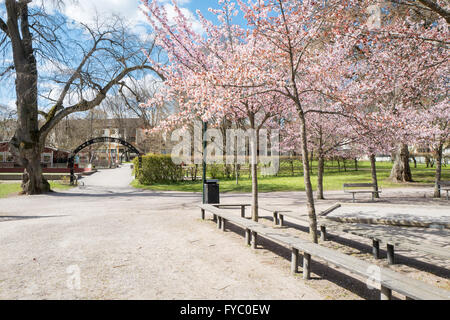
[141,0,291,221]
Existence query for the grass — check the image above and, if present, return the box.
[0,181,74,198]
[132,161,449,193]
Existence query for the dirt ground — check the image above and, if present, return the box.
[0,165,448,300]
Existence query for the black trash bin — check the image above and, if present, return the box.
[204,179,220,204]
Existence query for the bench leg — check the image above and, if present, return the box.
[201,209,205,220]
[251,231,258,249]
[241,206,246,218]
[303,253,311,280]
[213,214,217,222]
[352,193,355,203]
[245,229,251,246]
[291,248,299,274]
[372,240,380,259]
[380,286,392,300]
[221,219,226,232]
[279,215,284,227]
[217,217,222,230]
[273,212,279,227]
[387,244,395,265]
[320,226,327,242]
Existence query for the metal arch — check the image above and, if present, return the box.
[69,137,144,185]
[71,137,142,157]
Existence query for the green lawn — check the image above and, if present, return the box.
[0,181,74,198]
[132,161,449,193]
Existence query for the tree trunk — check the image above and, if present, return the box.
[299,112,318,243]
[370,154,380,199]
[290,157,294,176]
[355,158,358,171]
[6,0,50,195]
[390,144,413,182]
[20,145,51,195]
[434,143,443,198]
[412,156,417,168]
[317,153,325,200]
[249,115,259,222]
[193,164,198,182]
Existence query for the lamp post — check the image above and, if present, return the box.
[202,121,207,204]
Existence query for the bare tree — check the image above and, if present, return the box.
[0,104,16,141]
[0,0,164,194]
[106,76,170,129]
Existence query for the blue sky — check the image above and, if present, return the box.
[0,0,242,111]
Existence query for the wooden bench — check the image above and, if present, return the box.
[270,206,450,265]
[259,206,293,226]
[343,183,381,203]
[213,204,251,218]
[214,204,293,224]
[320,220,450,264]
[437,181,450,200]
[198,204,450,300]
[275,204,341,228]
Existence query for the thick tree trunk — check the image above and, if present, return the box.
[370,154,380,199]
[390,144,413,182]
[6,0,50,195]
[434,143,443,198]
[299,113,318,243]
[317,153,325,200]
[20,146,50,195]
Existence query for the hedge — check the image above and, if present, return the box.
[133,154,184,185]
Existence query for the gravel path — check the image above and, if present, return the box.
[1,165,448,300]
[0,165,322,300]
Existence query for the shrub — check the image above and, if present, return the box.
[133,154,184,185]
[209,164,222,179]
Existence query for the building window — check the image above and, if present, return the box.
[41,153,53,164]
[6,152,14,162]
[0,152,4,162]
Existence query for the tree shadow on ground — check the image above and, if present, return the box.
[0,215,66,223]
[280,220,450,279]
[222,221,387,300]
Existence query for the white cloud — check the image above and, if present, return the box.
[63,0,146,26]
[162,3,204,35]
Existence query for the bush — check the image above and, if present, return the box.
[133,154,184,185]
[209,164,222,179]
